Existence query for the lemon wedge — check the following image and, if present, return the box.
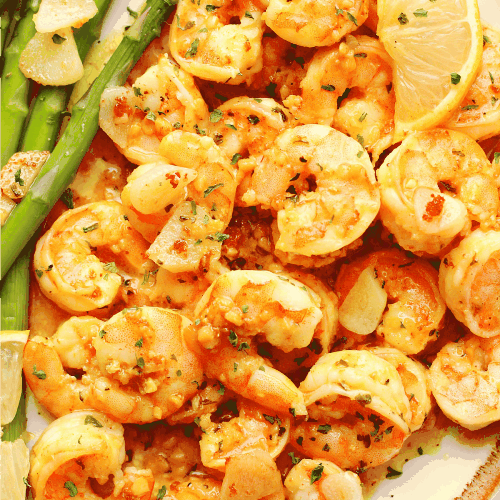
[446,24,500,140]
[0,439,30,500]
[1,330,29,426]
[377,0,483,140]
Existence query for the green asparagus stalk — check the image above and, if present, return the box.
[0,0,40,167]
[1,8,10,55]
[1,0,176,280]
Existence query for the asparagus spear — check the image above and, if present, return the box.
[0,0,39,167]
[1,0,176,280]
[1,8,10,56]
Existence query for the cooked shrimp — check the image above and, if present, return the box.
[291,351,412,471]
[23,308,204,423]
[166,379,231,425]
[429,333,500,431]
[446,25,500,141]
[261,270,339,375]
[220,449,285,500]
[33,201,154,313]
[264,0,369,47]
[438,229,500,338]
[165,477,222,500]
[335,248,446,355]
[169,0,267,84]
[144,131,237,274]
[186,269,326,415]
[208,97,291,160]
[248,33,314,101]
[198,396,291,471]
[241,124,380,259]
[284,459,363,500]
[29,410,154,500]
[283,35,395,160]
[99,55,209,164]
[377,129,500,256]
[366,346,432,432]
[143,267,212,318]
[120,161,198,243]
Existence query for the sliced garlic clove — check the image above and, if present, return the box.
[338,266,387,335]
[19,29,84,86]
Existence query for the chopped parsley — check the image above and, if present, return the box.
[398,12,409,24]
[413,8,427,17]
[84,415,103,427]
[451,72,461,85]
[14,169,24,186]
[82,223,98,233]
[310,463,324,484]
[52,33,66,44]
[210,109,223,123]
[32,365,46,380]
[61,188,74,209]
[64,481,78,497]
[203,183,224,197]
[185,38,200,58]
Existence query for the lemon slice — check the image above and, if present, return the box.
[1,331,29,426]
[377,0,483,140]
[0,439,30,500]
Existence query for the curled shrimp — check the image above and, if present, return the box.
[207,97,292,160]
[365,346,432,432]
[29,410,154,500]
[23,308,203,423]
[429,333,500,431]
[33,201,154,313]
[264,0,369,47]
[335,248,446,355]
[260,270,339,375]
[247,33,314,101]
[439,229,500,338]
[283,35,395,160]
[99,55,209,164]
[377,129,500,256]
[186,269,326,415]
[120,161,198,244]
[241,124,380,260]
[446,25,500,141]
[142,131,237,273]
[284,459,363,500]
[291,350,412,471]
[198,396,291,471]
[166,379,231,425]
[169,0,267,84]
